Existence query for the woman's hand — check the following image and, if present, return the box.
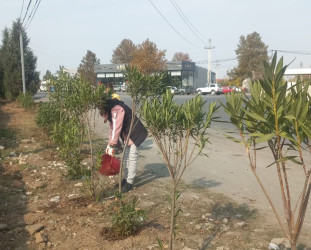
[106,145,115,156]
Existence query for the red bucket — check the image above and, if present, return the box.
[99,154,120,176]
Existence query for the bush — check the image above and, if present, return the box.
[16,92,35,110]
[110,196,147,236]
[35,102,60,132]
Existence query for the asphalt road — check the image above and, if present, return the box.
[117,92,233,130]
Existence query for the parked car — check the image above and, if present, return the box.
[178,86,195,95]
[196,83,223,95]
[121,82,128,92]
[222,86,239,94]
[166,86,179,94]
[39,81,47,92]
[113,84,121,92]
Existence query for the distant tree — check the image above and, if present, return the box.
[0,28,9,98]
[172,52,191,62]
[228,32,269,82]
[43,70,53,81]
[0,19,39,99]
[111,39,137,64]
[77,50,100,87]
[131,39,167,75]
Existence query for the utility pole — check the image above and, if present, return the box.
[215,63,220,83]
[204,39,213,84]
[19,31,26,94]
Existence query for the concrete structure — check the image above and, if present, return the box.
[284,68,311,95]
[284,68,311,76]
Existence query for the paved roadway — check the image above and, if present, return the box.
[117,91,233,130]
[34,91,311,233]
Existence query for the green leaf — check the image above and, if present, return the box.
[290,158,302,165]
[300,123,311,139]
[276,156,298,163]
[224,134,243,144]
[284,115,296,121]
[255,133,275,143]
[244,110,268,123]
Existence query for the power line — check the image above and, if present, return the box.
[196,57,237,64]
[21,0,32,25]
[19,0,25,20]
[169,0,206,45]
[148,0,200,48]
[24,0,42,30]
[271,49,311,55]
[24,0,39,27]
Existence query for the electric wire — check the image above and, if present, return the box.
[196,57,237,64]
[19,0,25,20]
[148,0,200,48]
[21,0,32,25]
[169,0,206,45]
[271,49,311,55]
[24,0,39,28]
[25,0,42,30]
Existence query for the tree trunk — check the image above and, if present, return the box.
[169,185,176,250]
[291,242,296,250]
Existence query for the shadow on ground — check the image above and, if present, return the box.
[135,163,169,188]
[139,139,153,151]
[192,177,222,188]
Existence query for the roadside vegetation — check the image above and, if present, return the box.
[222,52,311,250]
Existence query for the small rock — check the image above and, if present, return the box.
[234,221,247,228]
[10,151,17,157]
[183,212,191,217]
[147,244,158,250]
[208,223,216,230]
[268,243,280,250]
[12,180,23,188]
[38,242,46,250]
[50,196,60,202]
[26,223,44,235]
[205,212,212,217]
[35,232,48,243]
[223,218,228,224]
[74,182,83,187]
[34,182,46,189]
[80,158,93,166]
[48,220,56,225]
[0,224,8,231]
[221,225,230,232]
[0,145,5,150]
[21,138,33,144]
[19,159,27,165]
[270,238,290,249]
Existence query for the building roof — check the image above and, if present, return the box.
[284,68,311,75]
[94,61,195,73]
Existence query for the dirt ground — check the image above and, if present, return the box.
[0,101,311,250]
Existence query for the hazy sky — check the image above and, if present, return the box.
[1,0,311,79]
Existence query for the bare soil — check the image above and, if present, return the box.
[0,101,310,250]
